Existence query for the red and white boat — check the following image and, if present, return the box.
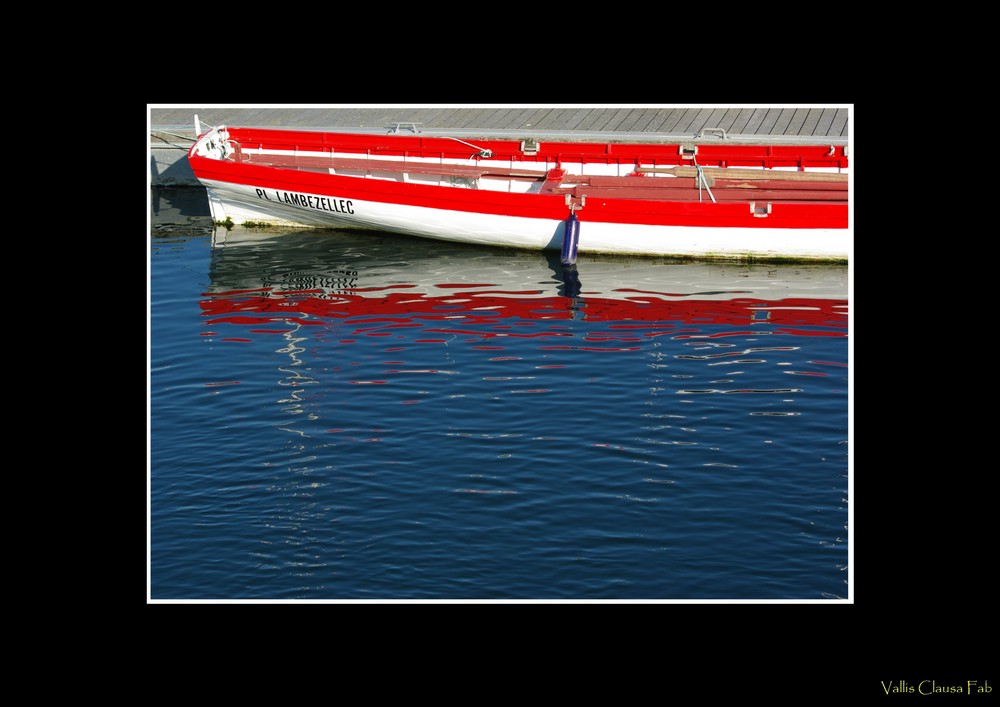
[188,123,849,262]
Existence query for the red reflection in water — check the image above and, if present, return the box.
[201,289,847,342]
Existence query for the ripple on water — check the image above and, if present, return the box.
[151,212,849,599]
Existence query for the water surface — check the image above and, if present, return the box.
[149,188,850,600]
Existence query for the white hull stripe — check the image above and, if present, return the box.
[202,179,848,259]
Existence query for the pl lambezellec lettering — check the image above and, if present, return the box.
[255,188,354,215]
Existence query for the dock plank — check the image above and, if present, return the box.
[419,108,450,128]
[728,107,757,135]
[686,108,717,135]
[827,108,848,137]
[603,109,635,131]
[689,107,716,133]
[640,108,665,131]
[563,108,592,130]
[761,109,788,134]
[632,108,661,132]
[704,107,731,133]
[454,109,486,129]
[812,109,836,137]
[480,108,514,129]
[653,109,679,133]
[667,109,694,134]
[506,108,534,129]
[799,108,823,136]
[771,108,795,135]
[783,108,811,136]
[742,108,770,134]
[521,107,554,129]
[578,108,619,131]
[548,108,580,130]
[150,107,850,139]
[713,107,740,134]
[642,112,670,133]
[618,108,648,131]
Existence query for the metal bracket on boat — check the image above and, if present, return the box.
[565,194,586,211]
[750,201,772,218]
[697,127,728,140]
[520,139,540,155]
[679,143,698,159]
[387,122,422,134]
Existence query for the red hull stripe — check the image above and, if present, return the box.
[192,157,846,230]
[223,127,849,171]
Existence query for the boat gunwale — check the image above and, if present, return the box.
[217,151,848,207]
[215,126,850,173]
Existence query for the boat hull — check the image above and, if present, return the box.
[189,126,849,261]
[201,178,847,260]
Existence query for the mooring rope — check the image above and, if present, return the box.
[151,130,198,142]
[443,136,493,160]
[693,160,717,204]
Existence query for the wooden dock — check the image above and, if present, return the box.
[151,106,848,139]
[149,106,851,186]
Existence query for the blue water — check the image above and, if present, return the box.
[149,188,850,601]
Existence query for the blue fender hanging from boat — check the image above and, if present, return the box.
[561,211,581,265]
